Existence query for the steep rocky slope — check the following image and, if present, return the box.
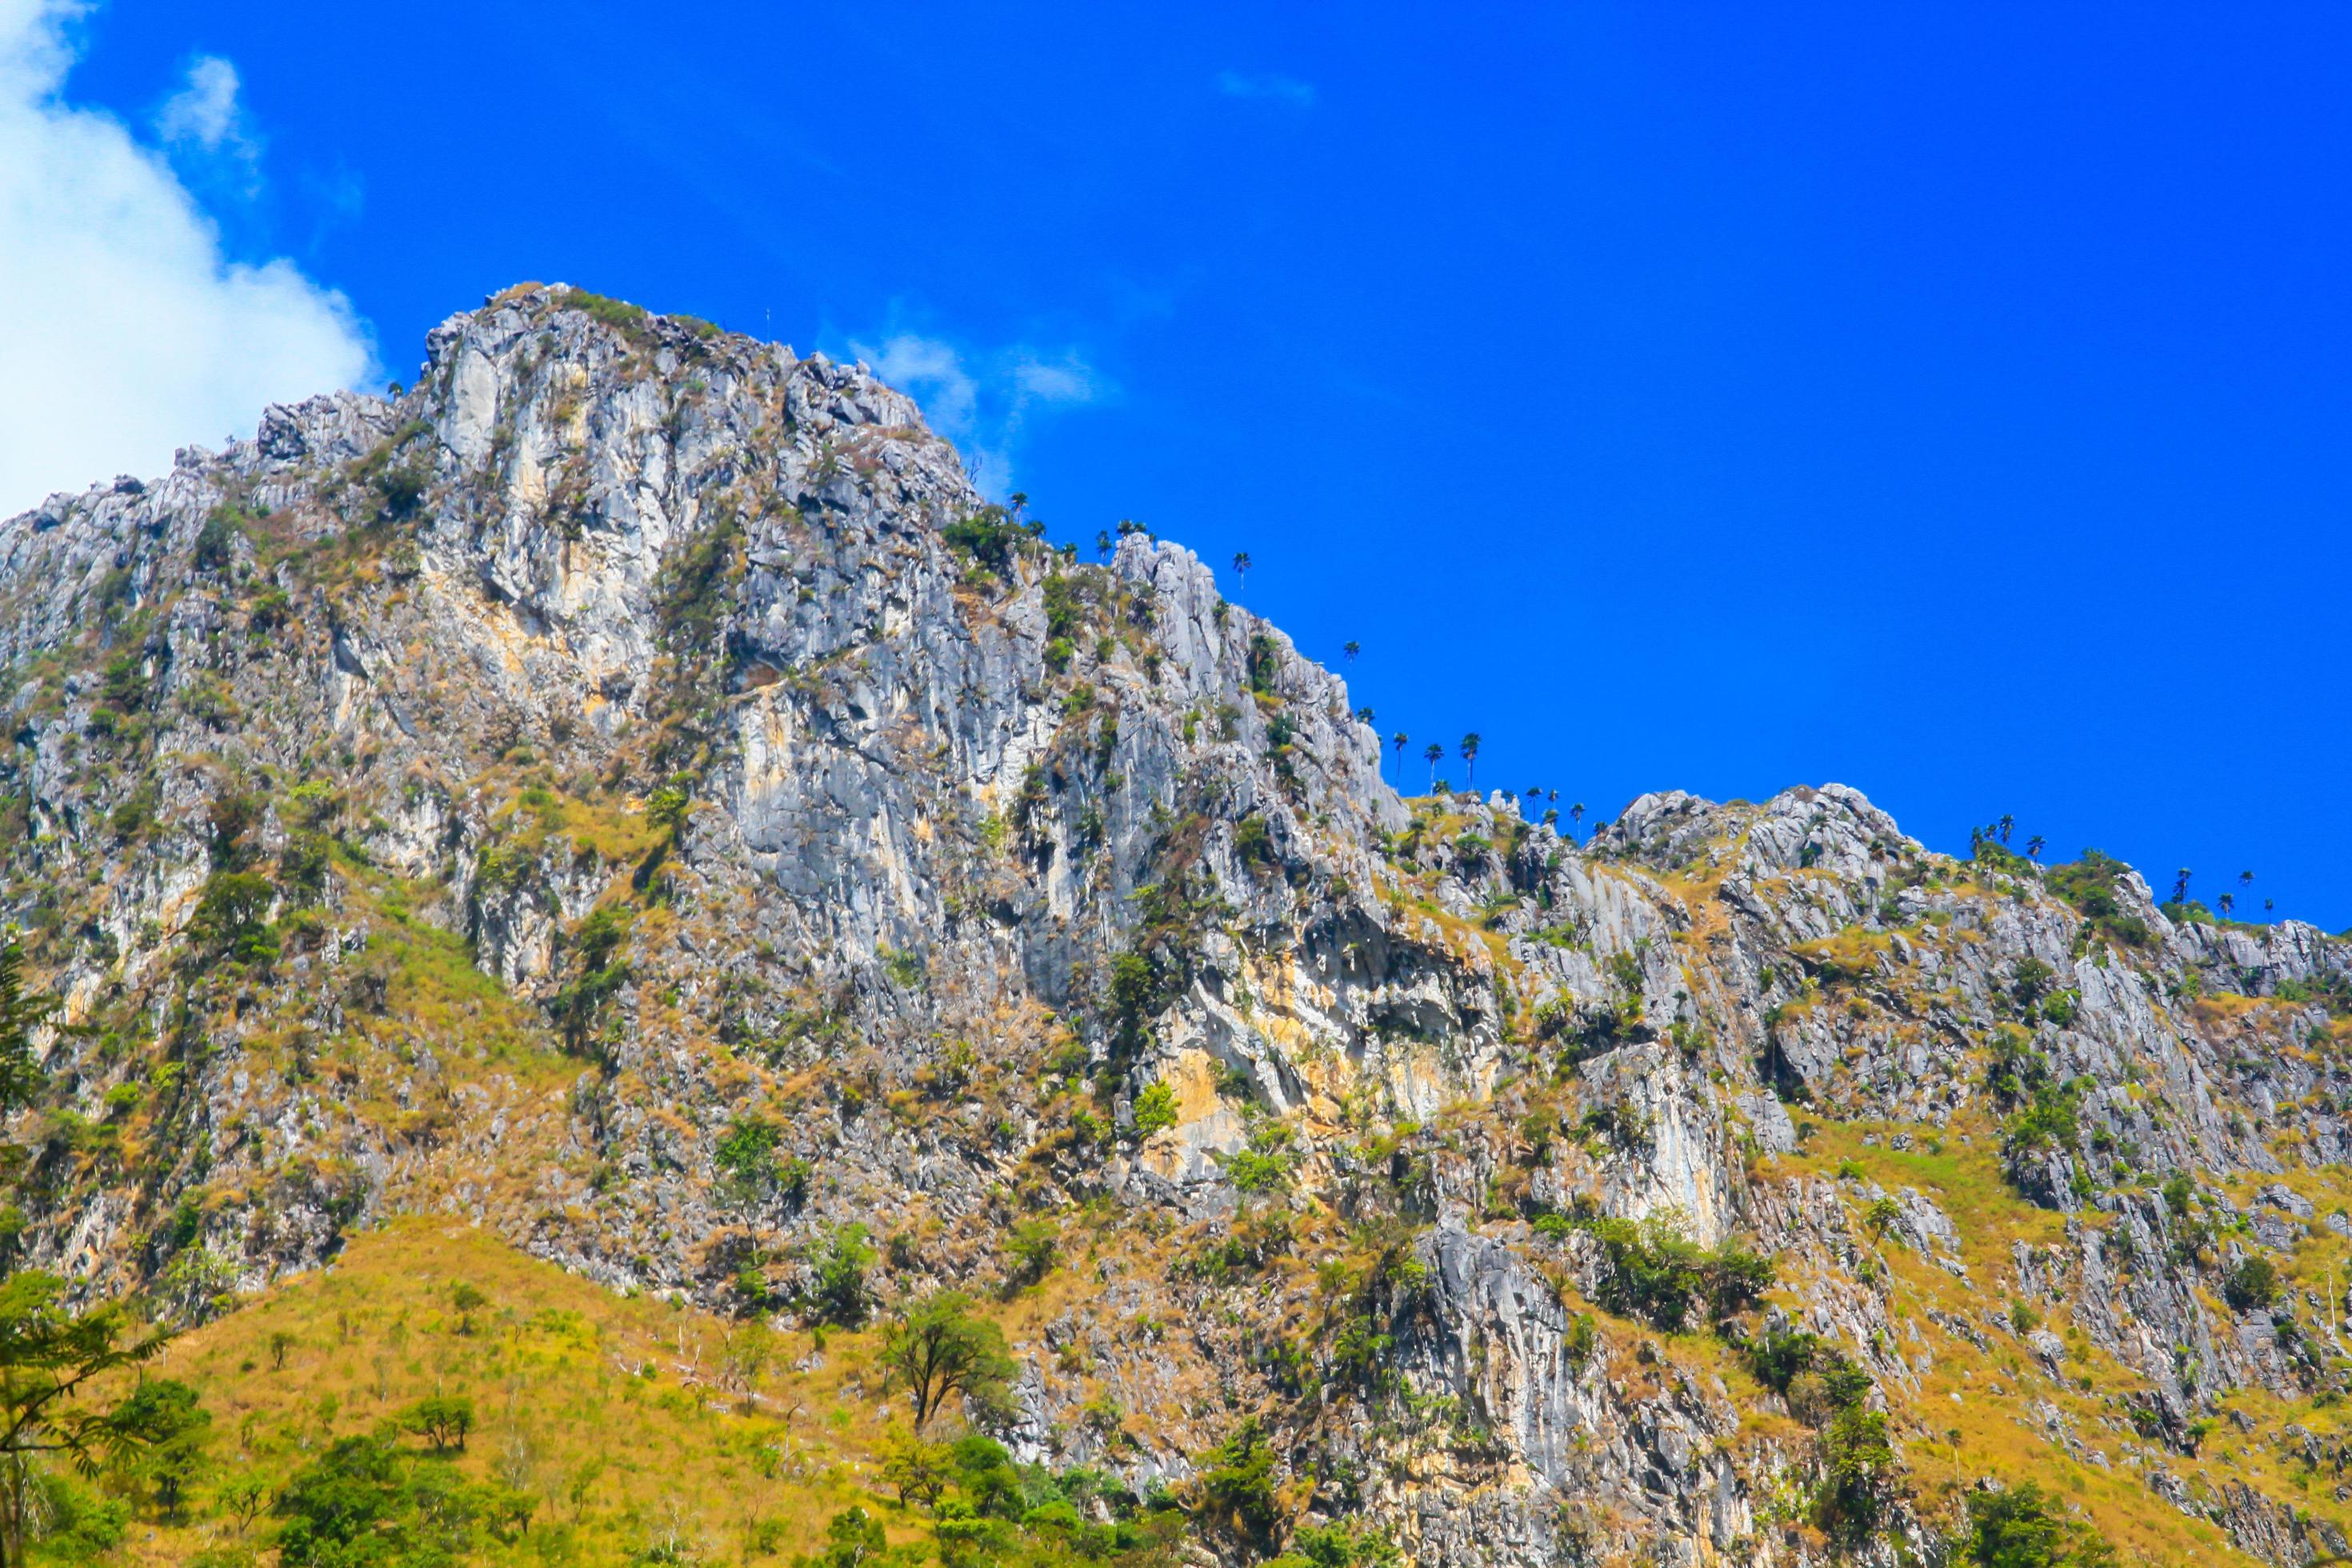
[3,284,2349,1566]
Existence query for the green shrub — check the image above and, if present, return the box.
[1956,1480,2119,1567]
[376,462,427,521]
[1591,1215,1774,1333]
[657,507,742,648]
[558,287,650,334]
[191,505,248,574]
[1234,815,1276,872]
[28,1470,128,1562]
[714,1115,798,1208]
[1268,1520,1403,1567]
[1246,634,1280,694]
[186,871,277,966]
[2223,1254,2279,1311]
[1814,1405,1899,1545]
[2046,850,2154,948]
[1132,1081,1179,1138]
[1192,1418,1281,1553]
[942,506,1039,576]
[1222,1123,1297,1194]
[1004,1219,1058,1290]
[1042,572,1090,641]
[807,1223,875,1327]
[549,905,630,1053]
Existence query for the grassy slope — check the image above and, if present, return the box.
[1778,1117,2352,1566]
[120,1217,914,1567]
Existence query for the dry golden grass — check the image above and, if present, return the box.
[1773,1117,2352,1565]
[122,1217,926,1567]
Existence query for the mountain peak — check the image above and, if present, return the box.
[0,286,2342,1566]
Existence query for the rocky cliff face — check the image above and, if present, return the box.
[4,284,2349,1566]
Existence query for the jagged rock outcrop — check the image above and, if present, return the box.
[0,282,2346,1565]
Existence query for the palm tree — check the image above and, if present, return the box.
[2025,834,2045,860]
[1391,732,1409,785]
[1342,640,1360,662]
[1354,706,1374,729]
[1094,529,1112,561]
[1423,743,1443,791]
[1231,551,1252,591]
[1997,814,2015,844]
[1458,733,1481,790]
[2218,892,2236,918]
[2170,868,2193,905]
[1570,802,1586,827]
[2239,870,2255,893]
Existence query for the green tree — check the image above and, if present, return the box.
[186,872,278,965]
[1389,733,1408,786]
[646,785,691,841]
[810,1505,889,1567]
[218,1470,268,1534]
[0,942,54,1118]
[450,1283,487,1334]
[1422,744,1442,791]
[1192,1418,1282,1554]
[111,1378,208,1517]
[808,1224,876,1328]
[274,1435,405,1565]
[880,1427,954,1510]
[1002,1221,1058,1291]
[879,1294,1015,1430]
[1814,1405,1899,1546]
[1269,1520,1403,1567]
[1342,640,1360,662]
[1230,551,1252,591]
[401,1394,474,1452]
[1458,732,1481,789]
[2223,1254,2279,1311]
[0,1272,172,1568]
[1958,1480,2118,1567]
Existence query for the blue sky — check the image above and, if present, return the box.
[10,2,2350,928]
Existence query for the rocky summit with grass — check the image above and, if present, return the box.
[0,283,2346,1568]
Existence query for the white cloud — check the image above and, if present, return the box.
[850,331,1106,498]
[0,1,375,518]
[1216,70,1316,107]
[154,54,261,195]
[862,334,978,440]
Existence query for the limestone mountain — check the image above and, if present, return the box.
[1,283,2347,1566]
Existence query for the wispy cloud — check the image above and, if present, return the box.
[0,1,375,516]
[1217,70,1315,107]
[155,53,263,197]
[851,332,1106,498]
